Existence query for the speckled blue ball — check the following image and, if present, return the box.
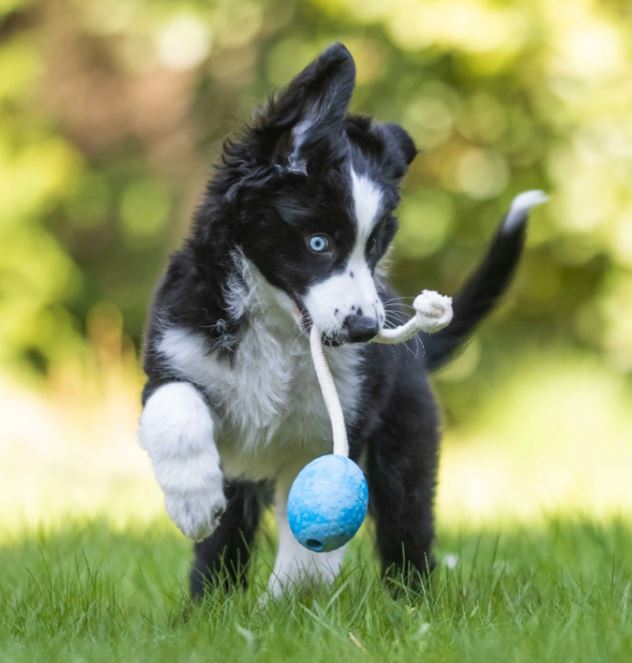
[288,455,369,553]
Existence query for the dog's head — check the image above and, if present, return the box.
[210,43,417,343]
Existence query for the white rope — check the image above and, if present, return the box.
[374,290,453,344]
[309,290,453,459]
[310,324,349,457]
[373,315,424,344]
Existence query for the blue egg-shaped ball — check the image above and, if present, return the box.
[287,455,369,553]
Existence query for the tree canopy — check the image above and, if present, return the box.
[2,0,631,414]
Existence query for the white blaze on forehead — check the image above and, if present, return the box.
[350,169,382,241]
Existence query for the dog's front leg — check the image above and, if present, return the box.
[139,382,226,541]
[267,485,346,597]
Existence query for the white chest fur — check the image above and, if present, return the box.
[156,262,362,483]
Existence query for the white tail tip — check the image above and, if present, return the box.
[503,190,549,233]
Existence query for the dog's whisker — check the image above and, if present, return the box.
[384,314,408,327]
[382,297,416,306]
[383,304,415,315]
[287,331,306,354]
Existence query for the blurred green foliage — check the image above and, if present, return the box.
[1,0,631,418]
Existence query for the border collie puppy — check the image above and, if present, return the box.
[139,43,544,598]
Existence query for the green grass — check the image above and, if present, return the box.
[2,518,631,662]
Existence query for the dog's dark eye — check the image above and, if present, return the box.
[367,227,382,255]
[307,234,330,253]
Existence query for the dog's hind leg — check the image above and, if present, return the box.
[190,479,271,598]
[366,374,440,587]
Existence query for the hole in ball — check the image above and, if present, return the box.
[306,539,324,552]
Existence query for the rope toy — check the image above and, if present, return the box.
[287,290,453,552]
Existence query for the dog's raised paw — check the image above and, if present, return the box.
[413,290,453,333]
[164,473,226,541]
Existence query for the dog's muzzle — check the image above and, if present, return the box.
[342,313,379,343]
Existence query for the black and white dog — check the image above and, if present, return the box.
[139,43,545,598]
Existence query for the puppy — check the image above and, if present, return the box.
[138,43,545,597]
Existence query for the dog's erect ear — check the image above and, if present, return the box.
[260,43,356,172]
[383,123,418,172]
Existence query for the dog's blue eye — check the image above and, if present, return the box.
[308,234,330,253]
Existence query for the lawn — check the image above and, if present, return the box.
[2,351,632,661]
[2,516,631,662]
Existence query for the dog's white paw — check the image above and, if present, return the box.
[164,466,226,541]
[413,290,453,333]
[139,382,227,542]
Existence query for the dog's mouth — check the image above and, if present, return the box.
[299,310,374,347]
[321,334,346,347]
[298,309,343,346]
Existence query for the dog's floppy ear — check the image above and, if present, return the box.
[260,42,356,172]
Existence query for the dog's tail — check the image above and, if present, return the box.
[424,191,548,372]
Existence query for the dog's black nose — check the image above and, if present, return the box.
[343,314,379,343]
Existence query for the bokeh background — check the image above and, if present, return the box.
[1,0,632,533]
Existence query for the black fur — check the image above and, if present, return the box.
[190,480,273,597]
[141,43,532,596]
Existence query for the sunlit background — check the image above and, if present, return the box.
[1,0,631,535]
